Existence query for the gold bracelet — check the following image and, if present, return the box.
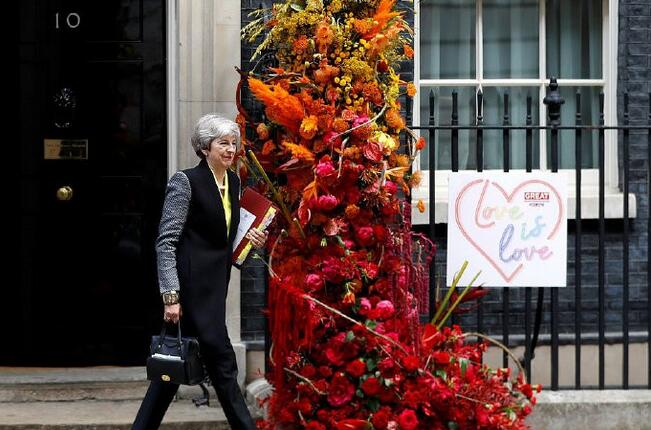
[162,290,180,305]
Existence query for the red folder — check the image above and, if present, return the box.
[232,187,278,267]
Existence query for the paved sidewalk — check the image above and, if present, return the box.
[0,399,230,429]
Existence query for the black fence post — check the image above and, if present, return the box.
[623,92,630,389]
[429,90,436,322]
[502,93,511,369]
[598,92,606,390]
[543,78,564,391]
[574,91,583,389]
[524,94,533,379]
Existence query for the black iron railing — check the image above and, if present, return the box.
[409,78,651,390]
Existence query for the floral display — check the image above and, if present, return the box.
[236,0,539,428]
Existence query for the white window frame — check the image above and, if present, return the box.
[411,0,635,224]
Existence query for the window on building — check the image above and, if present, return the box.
[414,0,622,221]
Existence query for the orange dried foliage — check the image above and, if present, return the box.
[283,141,315,162]
[248,78,304,134]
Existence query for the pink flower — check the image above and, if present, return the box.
[305,273,324,291]
[363,139,383,162]
[358,297,371,315]
[383,180,397,194]
[375,300,395,320]
[315,160,336,177]
[318,194,338,211]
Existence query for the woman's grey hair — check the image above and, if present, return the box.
[190,114,241,158]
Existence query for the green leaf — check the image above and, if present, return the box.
[366,357,377,372]
[459,358,468,377]
[367,398,380,412]
[345,331,355,343]
[290,3,304,11]
[447,422,459,430]
[365,319,377,330]
[435,369,447,381]
[356,388,365,398]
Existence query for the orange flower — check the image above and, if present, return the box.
[256,123,270,140]
[342,291,356,305]
[333,118,349,133]
[261,140,276,155]
[292,35,310,52]
[345,204,360,220]
[403,44,414,59]
[391,153,410,167]
[410,170,423,188]
[416,136,426,150]
[385,108,405,131]
[299,115,319,140]
[315,20,335,53]
[417,199,426,213]
[248,77,304,134]
[406,82,417,97]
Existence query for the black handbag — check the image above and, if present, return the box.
[146,322,205,385]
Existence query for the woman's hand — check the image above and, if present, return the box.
[164,304,182,324]
[247,227,269,249]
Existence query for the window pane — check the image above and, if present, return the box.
[546,0,602,79]
[483,0,539,78]
[482,87,540,169]
[420,0,476,79]
[419,87,477,170]
[546,86,601,169]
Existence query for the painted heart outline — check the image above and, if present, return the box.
[454,178,564,283]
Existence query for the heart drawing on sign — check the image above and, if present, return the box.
[454,179,564,283]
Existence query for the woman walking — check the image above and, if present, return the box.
[133,114,267,430]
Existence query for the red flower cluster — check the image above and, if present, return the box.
[237,0,538,428]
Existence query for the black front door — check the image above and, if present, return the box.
[15,0,167,365]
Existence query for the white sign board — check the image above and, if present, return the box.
[447,172,567,287]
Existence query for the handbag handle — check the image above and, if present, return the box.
[154,321,184,358]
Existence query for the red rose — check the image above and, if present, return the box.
[322,257,345,283]
[377,357,395,373]
[319,365,333,377]
[301,364,317,378]
[397,409,419,430]
[346,359,367,378]
[401,355,420,373]
[355,226,375,246]
[371,407,391,429]
[373,225,388,242]
[360,376,381,396]
[306,421,327,430]
[328,372,355,407]
[432,351,450,364]
[325,346,346,366]
[296,397,313,415]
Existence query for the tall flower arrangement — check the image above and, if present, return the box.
[237,1,538,428]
